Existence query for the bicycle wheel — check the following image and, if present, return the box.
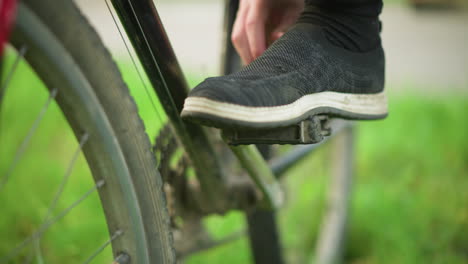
[4,0,174,262]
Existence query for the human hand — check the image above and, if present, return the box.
[231,0,304,65]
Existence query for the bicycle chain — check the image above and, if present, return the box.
[153,124,189,228]
[153,125,216,257]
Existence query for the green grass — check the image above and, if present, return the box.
[1,50,467,263]
[0,48,111,263]
[184,93,468,264]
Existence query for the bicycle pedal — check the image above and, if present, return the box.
[222,115,332,145]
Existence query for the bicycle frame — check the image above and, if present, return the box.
[109,0,283,213]
[109,0,233,213]
[3,0,356,262]
[109,0,352,216]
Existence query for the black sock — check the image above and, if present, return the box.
[298,0,383,52]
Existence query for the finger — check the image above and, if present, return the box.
[232,21,252,64]
[231,2,252,64]
[245,2,267,60]
[270,31,284,44]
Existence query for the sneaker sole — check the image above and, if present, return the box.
[181,91,388,129]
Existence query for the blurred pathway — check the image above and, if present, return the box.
[381,6,468,91]
[76,1,467,92]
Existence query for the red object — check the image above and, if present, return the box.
[0,0,17,56]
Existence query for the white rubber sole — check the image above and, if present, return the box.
[182,91,388,124]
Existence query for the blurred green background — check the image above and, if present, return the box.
[1,0,467,263]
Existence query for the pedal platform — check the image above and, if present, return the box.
[222,116,332,145]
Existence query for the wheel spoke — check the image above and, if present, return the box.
[1,179,105,262]
[179,230,245,258]
[0,45,28,104]
[0,88,58,191]
[42,133,89,222]
[21,133,89,261]
[33,239,45,264]
[22,246,35,264]
[83,230,123,264]
[0,46,28,181]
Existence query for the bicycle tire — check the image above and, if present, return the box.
[9,1,174,263]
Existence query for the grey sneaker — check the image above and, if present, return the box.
[181,24,388,129]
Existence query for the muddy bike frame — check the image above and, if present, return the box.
[110,0,354,263]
